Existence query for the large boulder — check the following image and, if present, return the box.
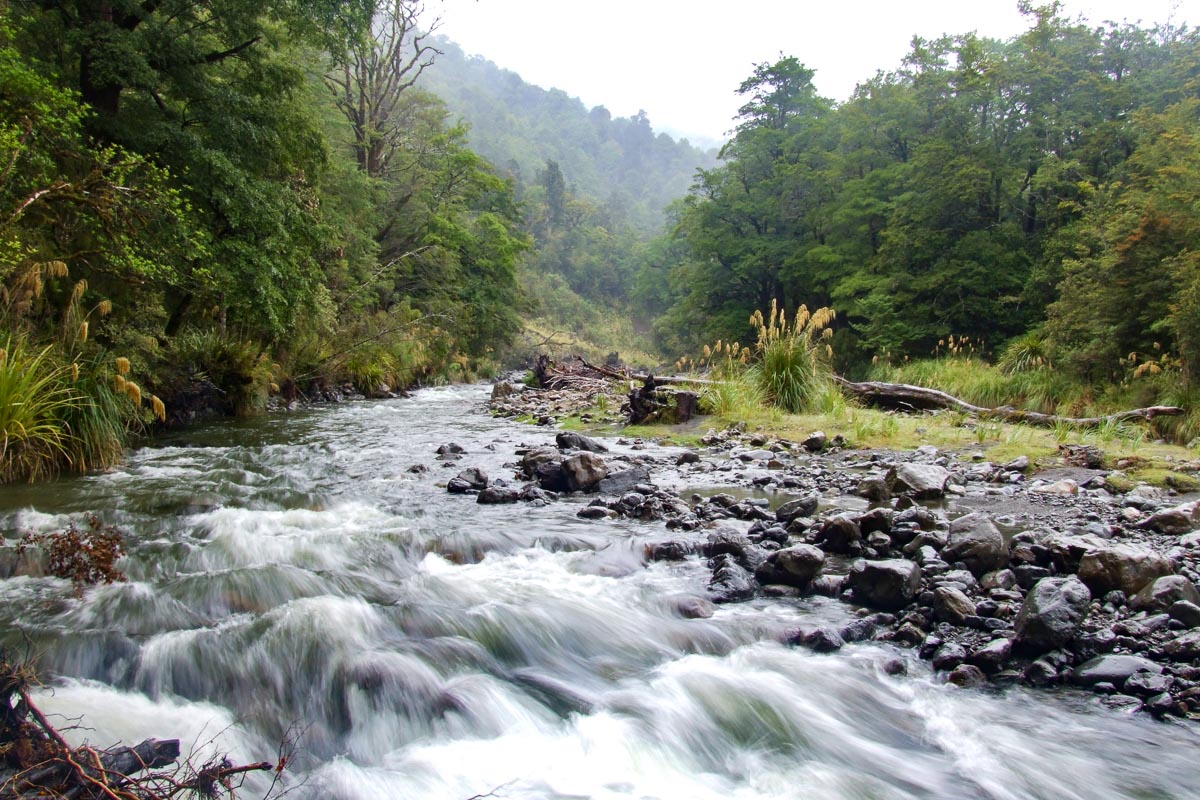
[887,463,951,499]
[1131,575,1200,612]
[1139,501,1200,535]
[1072,654,1162,688]
[847,558,922,611]
[561,452,609,492]
[1014,576,1091,653]
[755,544,825,589]
[943,513,1008,576]
[596,465,651,495]
[1077,544,1173,596]
[1162,629,1200,660]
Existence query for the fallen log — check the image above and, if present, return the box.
[833,376,1184,428]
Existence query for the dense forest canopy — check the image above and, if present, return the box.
[2,0,1200,482]
[644,2,1200,391]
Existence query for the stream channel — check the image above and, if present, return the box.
[1,385,1199,799]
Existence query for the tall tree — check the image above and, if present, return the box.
[326,0,441,178]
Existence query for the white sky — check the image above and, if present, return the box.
[431,0,1195,144]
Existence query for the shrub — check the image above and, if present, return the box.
[749,301,837,413]
[0,336,81,483]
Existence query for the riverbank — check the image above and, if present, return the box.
[482,376,1200,718]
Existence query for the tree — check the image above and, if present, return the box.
[326,0,441,178]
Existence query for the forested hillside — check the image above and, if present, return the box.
[644,5,1200,401]
[419,38,717,233]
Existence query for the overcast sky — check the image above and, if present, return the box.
[430,0,1194,145]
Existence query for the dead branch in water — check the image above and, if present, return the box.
[0,655,279,800]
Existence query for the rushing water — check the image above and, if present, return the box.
[2,385,1199,800]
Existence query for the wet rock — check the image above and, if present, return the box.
[810,574,847,597]
[856,474,890,502]
[838,618,877,643]
[407,464,428,474]
[1077,544,1173,596]
[948,664,988,688]
[933,586,976,624]
[1005,455,1030,472]
[1169,600,1200,628]
[932,642,968,671]
[596,465,651,495]
[895,505,938,530]
[981,569,1017,592]
[755,544,825,589]
[676,451,701,466]
[968,638,1013,673]
[577,505,612,519]
[1014,576,1091,653]
[708,554,755,603]
[1024,659,1059,686]
[556,431,608,453]
[1131,575,1200,612]
[815,514,862,555]
[646,540,695,561]
[1124,672,1173,697]
[847,558,922,611]
[473,484,520,504]
[887,463,951,499]
[436,442,466,455]
[1162,629,1200,660]
[790,624,844,652]
[858,508,894,535]
[448,467,488,493]
[882,658,908,676]
[775,494,819,523]
[943,513,1008,576]
[1072,654,1162,688]
[672,596,715,619]
[561,452,609,492]
[1142,692,1180,716]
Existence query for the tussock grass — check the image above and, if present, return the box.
[0,336,81,482]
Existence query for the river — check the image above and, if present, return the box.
[1,385,1198,799]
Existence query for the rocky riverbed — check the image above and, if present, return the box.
[453,379,1200,719]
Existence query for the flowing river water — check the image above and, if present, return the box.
[2,385,1199,799]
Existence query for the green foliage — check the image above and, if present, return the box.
[0,336,81,482]
[750,303,837,414]
[165,329,274,416]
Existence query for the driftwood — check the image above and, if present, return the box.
[0,657,275,800]
[834,376,1184,428]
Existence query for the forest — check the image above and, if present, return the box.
[1,0,1200,482]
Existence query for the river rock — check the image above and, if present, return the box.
[815,514,862,554]
[436,442,466,455]
[1139,501,1200,535]
[477,485,522,504]
[1131,575,1200,612]
[1072,654,1163,688]
[790,624,844,652]
[968,638,1013,672]
[1014,576,1091,653]
[708,554,755,603]
[561,452,609,492]
[948,664,988,688]
[448,467,488,493]
[1077,544,1173,596]
[672,596,715,619]
[556,431,609,453]
[943,513,1008,576]
[596,465,651,494]
[1169,600,1200,628]
[1162,629,1200,660]
[933,585,976,624]
[887,463,951,499]
[755,544,825,589]
[932,642,968,671]
[776,494,820,523]
[857,474,890,501]
[847,558,921,611]
[802,431,828,452]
